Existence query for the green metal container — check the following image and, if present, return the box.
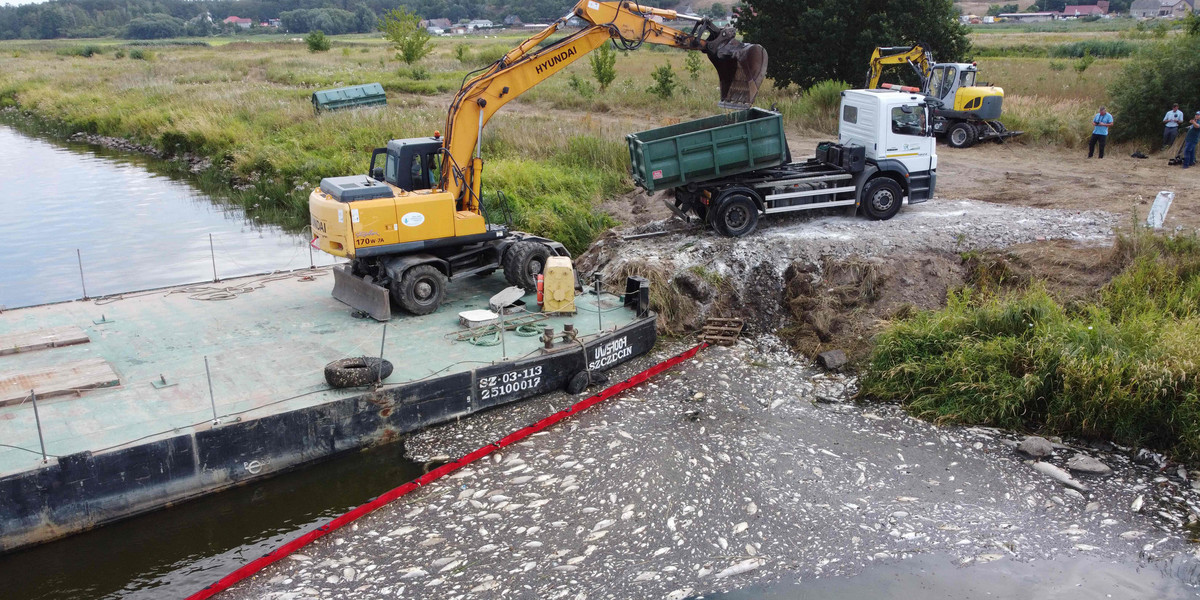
[311,83,387,113]
[626,108,787,192]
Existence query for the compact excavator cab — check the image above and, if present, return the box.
[368,138,444,192]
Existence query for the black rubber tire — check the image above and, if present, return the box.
[503,240,552,291]
[392,264,447,315]
[324,357,394,388]
[947,122,977,148]
[566,371,590,395]
[714,194,759,237]
[861,177,904,221]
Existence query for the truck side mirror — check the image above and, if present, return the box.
[371,167,384,181]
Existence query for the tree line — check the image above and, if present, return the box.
[0,0,639,40]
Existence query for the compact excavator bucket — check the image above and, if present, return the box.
[706,34,767,109]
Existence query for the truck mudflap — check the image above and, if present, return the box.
[332,264,391,321]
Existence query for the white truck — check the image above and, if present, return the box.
[628,88,937,237]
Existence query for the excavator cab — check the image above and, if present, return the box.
[369,138,443,192]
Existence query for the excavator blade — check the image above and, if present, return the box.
[332,264,392,322]
[708,40,768,109]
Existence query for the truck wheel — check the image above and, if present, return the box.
[947,122,976,148]
[503,240,551,291]
[392,264,447,315]
[862,177,903,221]
[714,194,759,237]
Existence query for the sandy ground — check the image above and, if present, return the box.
[225,339,1200,599]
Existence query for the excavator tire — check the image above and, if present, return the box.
[324,357,394,388]
[392,264,447,315]
[947,122,977,148]
[503,240,551,291]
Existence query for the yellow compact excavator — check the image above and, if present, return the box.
[309,0,766,320]
[866,44,1021,148]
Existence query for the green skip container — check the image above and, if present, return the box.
[626,108,788,192]
[311,83,387,113]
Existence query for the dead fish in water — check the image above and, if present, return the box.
[713,558,764,579]
[1132,495,1145,513]
[1032,462,1089,492]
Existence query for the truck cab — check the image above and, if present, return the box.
[838,88,937,206]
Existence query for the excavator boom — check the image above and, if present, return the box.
[440,0,768,210]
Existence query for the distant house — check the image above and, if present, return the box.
[223,16,253,29]
[503,15,523,27]
[1130,0,1194,18]
[997,12,1058,22]
[467,19,494,30]
[1060,3,1108,17]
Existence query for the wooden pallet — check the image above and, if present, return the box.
[0,326,90,357]
[699,317,744,346]
[0,358,119,406]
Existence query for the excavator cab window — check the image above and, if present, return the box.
[381,138,444,192]
[960,69,976,88]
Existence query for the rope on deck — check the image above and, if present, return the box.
[184,342,708,600]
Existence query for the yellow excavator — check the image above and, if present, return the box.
[309,0,766,320]
[866,44,1021,148]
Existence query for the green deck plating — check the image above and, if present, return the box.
[0,268,655,552]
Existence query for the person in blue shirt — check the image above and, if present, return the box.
[1182,112,1200,169]
[1088,106,1114,158]
[1164,103,1185,149]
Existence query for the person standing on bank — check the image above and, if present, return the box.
[1088,107,1114,158]
[1182,112,1200,169]
[1164,103,1185,149]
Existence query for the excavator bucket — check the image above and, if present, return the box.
[332,264,392,321]
[708,37,768,109]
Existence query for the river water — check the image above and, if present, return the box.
[0,125,339,309]
[0,125,423,598]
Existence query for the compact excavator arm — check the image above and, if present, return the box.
[439,0,767,212]
[865,44,934,92]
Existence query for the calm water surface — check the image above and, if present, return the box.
[0,125,417,599]
[0,125,338,309]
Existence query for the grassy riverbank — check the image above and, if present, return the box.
[864,231,1200,463]
[0,30,1144,249]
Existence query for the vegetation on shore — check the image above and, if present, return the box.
[864,231,1200,463]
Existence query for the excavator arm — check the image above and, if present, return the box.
[439,0,767,212]
[865,44,934,92]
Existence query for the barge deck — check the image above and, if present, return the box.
[0,268,655,552]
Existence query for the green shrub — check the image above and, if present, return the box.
[568,73,595,99]
[685,52,703,80]
[57,45,103,58]
[1048,60,1065,71]
[1111,33,1200,142]
[408,65,430,80]
[647,63,678,99]
[590,43,617,92]
[454,42,470,63]
[114,48,126,59]
[305,30,331,53]
[864,231,1200,462]
[129,48,154,61]
[1049,40,1136,59]
[1074,51,1095,74]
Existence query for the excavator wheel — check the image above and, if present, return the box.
[503,240,551,291]
[391,264,447,316]
[947,122,977,148]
